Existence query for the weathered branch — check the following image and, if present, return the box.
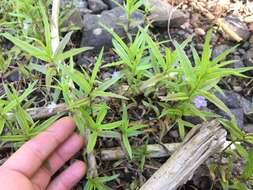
[100,143,181,161]
[140,120,227,190]
[6,103,67,120]
[100,141,232,161]
[51,0,61,54]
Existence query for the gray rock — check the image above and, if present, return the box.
[64,10,83,29]
[231,108,244,129]
[62,0,88,8]
[145,0,188,28]
[88,0,108,13]
[212,44,231,59]
[244,124,253,133]
[103,0,124,8]
[215,90,253,124]
[223,15,250,41]
[233,56,245,68]
[81,7,144,51]
[244,47,253,67]
[243,47,253,75]
[7,70,19,82]
[215,90,245,109]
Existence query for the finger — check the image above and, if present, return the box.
[31,133,84,190]
[3,117,76,177]
[46,161,86,190]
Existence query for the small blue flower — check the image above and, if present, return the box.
[48,102,57,114]
[193,96,207,109]
[112,71,120,79]
[182,74,186,81]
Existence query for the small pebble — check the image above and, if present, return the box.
[233,86,242,92]
[244,15,253,23]
[195,28,206,36]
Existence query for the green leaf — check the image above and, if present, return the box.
[98,131,121,138]
[122,133,132,159]
[219,119,244,140]
[1,33,51,62]
[54,47,92,62]
[242,147,253,179]
[177,119,185,139]
[97,73,124,91]
[15,106,32,133]
[211,45,238,66]
[3,81,37,113]
[201,30,212,65]
[174,41,196,86]
[99,174,120,182]
[127,124,147,133]
[191,46,201,66]
[0,119,5,135]
[91,91,128,100]
[197,90,234,119]
[87,131,98,153]
[235,143,248,158]
[160,108,182,118]
[90,48,104,88]
[101,121,122,130]
[96,108,107,124]
[61,65,91,94]
[32,113,63,135]
[55,31,73,55]
[140,74,165,91]
[38,0,52,54]
[159,92,189,102]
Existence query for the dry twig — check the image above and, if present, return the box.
[140,120,227,190]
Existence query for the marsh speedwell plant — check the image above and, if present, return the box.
[1,1,253,189]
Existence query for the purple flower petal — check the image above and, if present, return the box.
[193,96,207,109]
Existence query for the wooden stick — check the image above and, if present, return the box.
[100,140,232,161]
[140,120,227,190]
[51,0,61,54]
[100,143,181,161]
[6,103,67,120]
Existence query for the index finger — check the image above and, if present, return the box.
[2,116,76,177]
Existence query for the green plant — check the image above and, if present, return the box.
[0,81,62,145]
[209,120,253,189]
[84,174,119,190]
[133,139,149,171]
[111,0,144,31]
[103,25,151,95]
[120,103,147,159]
[143,30,251,139]
[82,106,122,153]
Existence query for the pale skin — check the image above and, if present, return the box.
[0,117,86,190]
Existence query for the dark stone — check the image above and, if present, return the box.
[103,0,124,9]
[244,48,253,67]
[7,70,19,82]
[231,108,244,129]
[215,90,242,109]
[244,124,253,133]
[233,56,244,68]
[215,90,253,125]
[81,7,144,51]
[243,47,253,75]
[64,10,83,29]
[146,0,188,28]
[223,15,250,41]
[88,0,108,13]
[212,44,231,60]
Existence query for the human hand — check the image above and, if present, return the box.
[0,117,86,190]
